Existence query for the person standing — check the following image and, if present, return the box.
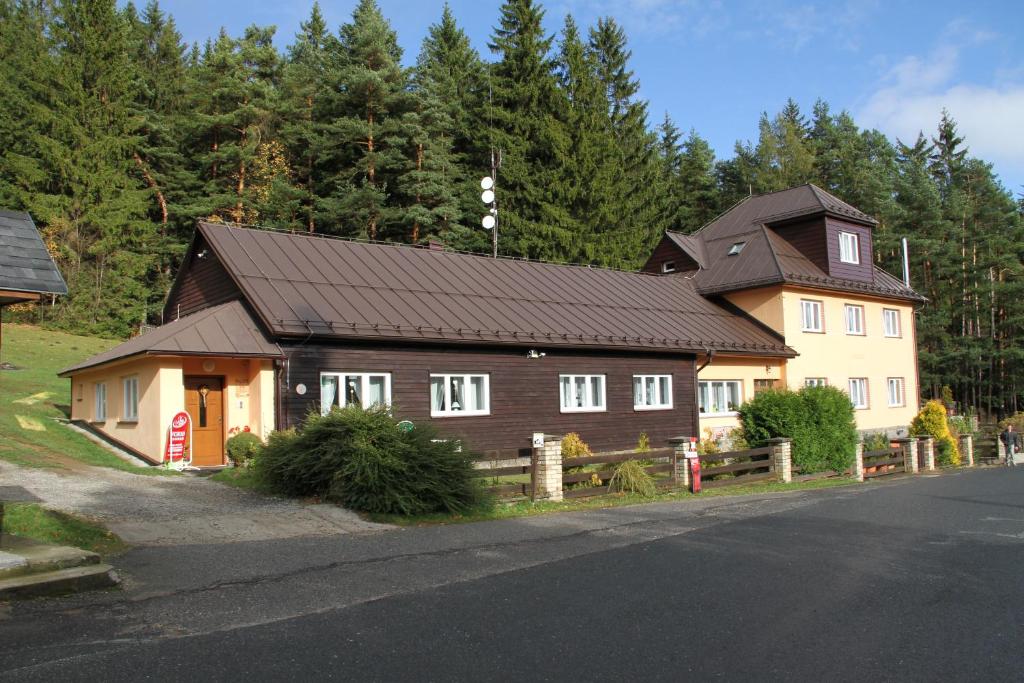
[1000,424,1021,467]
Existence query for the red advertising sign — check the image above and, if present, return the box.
[164,411,191,463]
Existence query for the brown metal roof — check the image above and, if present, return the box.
[0,209,67,301]
[663,184,923,302]
[197,222,794,357]
[59,300,283,376]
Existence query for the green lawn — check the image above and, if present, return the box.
[2,502,126,556]
[0,322,170,474]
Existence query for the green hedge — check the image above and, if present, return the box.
[739,385,857,474]
[254,405,489,516]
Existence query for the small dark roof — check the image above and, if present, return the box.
[0,210,68,298]
[661,185,923,303]
[194,222,794,357]
[60,300,283,376]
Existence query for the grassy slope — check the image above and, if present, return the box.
[0,322,168,474]
[3,503,126,555]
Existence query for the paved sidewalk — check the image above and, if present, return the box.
[0,461,390,545]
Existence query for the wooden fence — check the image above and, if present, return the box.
[470,455,534,500]
[561,447,677,499]
[863,445,905,478]
[698,447,774,488]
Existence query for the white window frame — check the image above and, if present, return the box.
[633,374,673,411]
[662,261,676,273]
[94,383,107,421]
[804,378,828,388]
[559,374,606,413]
[430,373,491,417]
[698,380,743,417]
[887,377,905,407]
[883,308,901,338]
[848,378,869,409]
[320,372,392,414]
[801,299,824,333]
[844,304,865,335]
[839,231,860,264]
[122,376,139,421]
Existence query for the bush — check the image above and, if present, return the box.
[636,432,650,453]
[910,400,960,466]
[935,438,954,467]
[998,412,1024,432]
[225,432,262,468]
[561,432,592,458]
[607,460,656,497]
[862,431,889,452]
[739,385,857,474]
[254,406,489,515]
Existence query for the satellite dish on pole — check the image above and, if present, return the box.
[482,214,496,230]
[480,176,494,190]
[481,189,495,204]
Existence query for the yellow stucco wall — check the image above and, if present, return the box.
[70,355,276,463]
[696,356,786,437]
[709,285,919,434]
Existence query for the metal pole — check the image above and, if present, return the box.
[901,237,911,287]
[491,149,500,259]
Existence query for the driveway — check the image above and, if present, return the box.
[0,461,389,545]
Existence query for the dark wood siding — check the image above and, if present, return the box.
[641,238,699,275]
[774,217,828,272]
[280,341,698,458]
[164,238,241,320]
[825,218,873,282]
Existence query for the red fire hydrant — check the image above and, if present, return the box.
[689,454,702,494]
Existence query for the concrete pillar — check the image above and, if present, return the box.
[768,437,792,483]
[898,437,919,474]
[961,434,974,467]
[997,437,1006,464]
[669,437,693,489]
[918,436,936,471]
[534,435,563,502]
[852,442,865,482]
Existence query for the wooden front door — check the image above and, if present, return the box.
[184,377,224,467]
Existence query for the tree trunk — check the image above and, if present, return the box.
[133,153,168,227]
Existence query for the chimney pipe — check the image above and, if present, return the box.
[901,237,910,287]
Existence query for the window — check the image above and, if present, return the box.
[848,378,868,409]
[887,378,905,407]
[94,383,107,421]
[122,376,139,421]
[839,231,860,264]
[430,373,490,417]
[883,308,901,337]
[801,299,823,332]
[727,241,746,256]
[633,375,672,410]
[754,379,779,394]
[320,372,391,414]
[844,304,865,335]
[560,374,606,412]
[661,261,676,273]
[804,378,828,388]
[698,380,742,416]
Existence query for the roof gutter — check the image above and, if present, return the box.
[696,348,715,374]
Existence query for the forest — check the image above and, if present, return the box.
[1,0,1022,416]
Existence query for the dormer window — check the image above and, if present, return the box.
[661,261,676,273]
[727,242,746,256]
[839,232,860,264]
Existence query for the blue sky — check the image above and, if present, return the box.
[161,0,1024,195]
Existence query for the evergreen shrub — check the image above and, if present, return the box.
[739,385,857,474]
[225,431,262,468]
[910,400,960,466]
[254,406,488,515]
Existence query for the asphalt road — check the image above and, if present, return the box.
[3,468,1024,681]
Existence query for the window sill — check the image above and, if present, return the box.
[801,329,825,334]
[559,408,607,414]
[430,411,491,419]
[634,405,673,412]
[699,411,739,418]
[89,419,107,425]
[845,332,866,336]
[118,419,139,424]
[883,334,902,339]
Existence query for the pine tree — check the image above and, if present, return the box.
[677,129,720,231]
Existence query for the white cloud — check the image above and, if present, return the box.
[857,23,1024,190]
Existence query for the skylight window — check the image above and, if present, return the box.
[727,242,746,256]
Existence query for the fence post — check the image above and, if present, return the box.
[768,438,792,483]
[668,437,692,490]
[852,441,865,482]
[961,434,974,467]
[918,436,936,471]
[898,437,919,474]
[997,436,1006,464]
[535,435,563,502]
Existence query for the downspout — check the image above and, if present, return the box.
[693,348,715,439]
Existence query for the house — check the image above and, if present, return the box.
[60,221,794,466]
[0,210,68,355]
[642,184,924,436]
